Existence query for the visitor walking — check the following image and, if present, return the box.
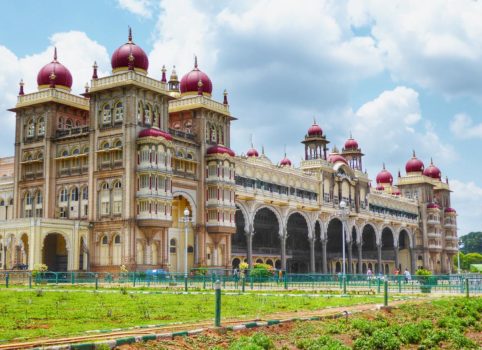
[404,268,411,283]
[366,268,373,280]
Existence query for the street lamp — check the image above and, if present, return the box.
[181,207,191,280]
[339,200,348,277]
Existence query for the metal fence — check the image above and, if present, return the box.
[0,271,480,294]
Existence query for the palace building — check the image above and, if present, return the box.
[0,30,458,274]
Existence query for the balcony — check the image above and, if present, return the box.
[444,221,456,228]
[168,95,230,116]
[427,232,442,239]
[428,243,443,251]
[427,219,440,225]
[445,235,459,241]
[168,128,196,141]
[55,126,90,139]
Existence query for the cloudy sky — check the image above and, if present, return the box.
[0,0,481,235]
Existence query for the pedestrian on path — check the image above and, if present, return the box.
[404,268,411,283]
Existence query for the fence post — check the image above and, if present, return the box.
[343,275,347,295]
[377,277,381,294]
[5,273,9,288]
[133,272,136,287]
[465,278,469,298]
[203,275,206,290]
[242,276,246,293]
[29,273,32,289]
[95,273,99,290]
[284,273,288,290]
[71,272,75,285]
[184,275,188,292]
[250,276,254,290]
[214,280,221,327]
[384,279,388,307]
[55,272,58,285]
[398,275,402,293]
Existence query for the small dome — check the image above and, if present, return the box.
[37,48,73,90]
[246,148,259,157]
[328,153,348,165]
[427,203,440,209]
[423,159,441,180]
[406,151,424,173]
[444,207,456,213]
[207,144,235,157]
[376,185,385,191]
[344,135,359,150]
[138,128,173,140]
[307,121,323,137]
[111,28,149,73]
[392,189,401,195]
[180,57,213,96]
[376,164,393,185]
[280,156,292,167]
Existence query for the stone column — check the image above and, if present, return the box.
[357,242,362,274]
[394,245,400,271]
[194,227,199,265]
[347,241,353,274]
[245,229,253,268]
[377,243,382,274]
[321,239,327,274]
[309,237,315,273]
[280,235,287,271]
[410,248,416,274]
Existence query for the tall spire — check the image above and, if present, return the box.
[18,79,24,96]
[412,149,416,158]
[313,116,316,124]
[194,55,198,68]
[128,26,132,42]
[92,61,98,79]
[53,47,57,61]
[161,65,167,83]
[223,89,228,105]
[382,162,386,170]
[250,134,254,148]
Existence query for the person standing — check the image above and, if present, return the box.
[404,268,411,283]
[367,268,373,280]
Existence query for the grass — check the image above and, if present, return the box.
[0,289,385,342]
[134,297,482,349]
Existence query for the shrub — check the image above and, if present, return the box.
[250,263,274,278]
[398,323,426,344]
[354,329,401,350]
[229,332,274,350]
[239,262,249,271]
[296,335,350,350]
[31,263,48,278]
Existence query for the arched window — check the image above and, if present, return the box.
[61,150,69,157]
[101,142,110,150]
[114,235,121,244]
[60,188,68,202]
[145,104,152,125]
[113,181,122,189]
[82,186,88,200]
[26,119,35,137]
[36,191,42,205]
[58,117,64,129]
[37,117,45,136]
[154,105,160,128]
[25,192,32,205]
[114,102,123,122]
[71,187,79,201]
[170,239,177,253]
[100,182,110,216]
[65,119,73,129]
[72,148,80,156]
[102,104,111,124]
[37,152,43,160]
[102,235,108,245]
[0,199,4,206]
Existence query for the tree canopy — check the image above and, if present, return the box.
[459,232,482,254]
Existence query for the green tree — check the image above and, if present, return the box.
[459,232,482,254]
[452,252,482,270]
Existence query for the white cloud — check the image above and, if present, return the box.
[449,180,482,235]
[117,0,154,18]
[450,113,482,139]
[0,31,110,157]
[339,86,455,176]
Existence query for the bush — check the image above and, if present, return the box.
[398,323,426,344]
[229,332,274,350]
[353,329,401,350]
[250,263,274,278]
[296,335,350,350]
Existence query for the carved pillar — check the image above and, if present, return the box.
[321,239,327,274]
[245,228,253,268]
[309,237,315,273]
[394,245,400,271]
[347,240,353,274]
[280,235,287,271]
[410,247,416,274]
[377,243,382,274]
[357,242,362,274]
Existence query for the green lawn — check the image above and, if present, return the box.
[0,289,385,342]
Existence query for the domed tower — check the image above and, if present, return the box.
[405,150,425,175]
[301,118,329,160]
[111,27,149,74]
[375,164,393,191]
[341,133,364,171]
[168,66,180,93]
[37,48,73,91]
[180,57,213,97]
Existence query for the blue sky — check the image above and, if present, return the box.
[1,0,481,235]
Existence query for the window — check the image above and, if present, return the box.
[65,119,73,129]
[37,118,45,135]
[114,102,123,122]
[82,187,88,200]
[170,239,177,253]
[25,192,32,205]
[58,117,64,129]
[102,235,108,245]
[114,235,121,244]
[102,104,111,124]
[137,101,143,124]
[60,189,68,202]
[71,187,79,201]
[153,106,160,127]
[26,120,35,137]
[36,191,42,205]
[59,207,67,218]
[145,104,152,125]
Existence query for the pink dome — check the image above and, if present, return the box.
[180,57,213,96]
[406,151,424,173]
[423,159,441,180]
[37,48,73,89]
[376,165,393,185]
[138,128,172,141]
[328,154,348,165]
[344,137,359,150]
[207,144,235,157]
[111,28,149,72]
[427,203,440,209]
[376,185,385,191]
[444,207,456,213]
[307,122,323,137]
[280,156,292,166]
[247,148,259,157]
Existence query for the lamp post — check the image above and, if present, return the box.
[180,207,191,281]
[339,200,348,285]
[457,239,462,274]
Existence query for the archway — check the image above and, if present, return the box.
[361,224,377,272]
[286,213,310,273]
[381,227,395,272]
[252,207,280,266]
[398,229,412,272]
[314,221,323,272]
[232,208,247,256]
[327,218,344,274]
[43,233,68,271]
[169,195,194,272]
[20,234,29,267]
